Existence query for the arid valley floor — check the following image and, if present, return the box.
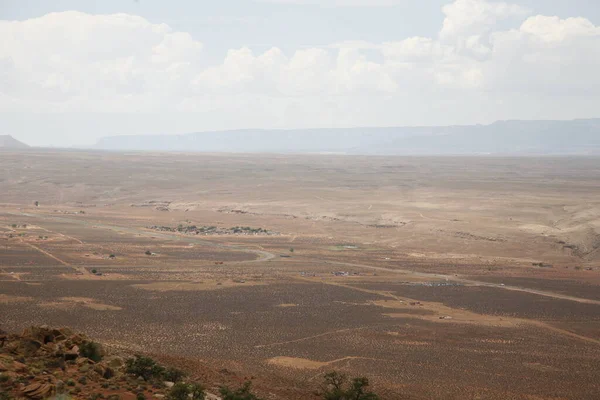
[1,151,600,399]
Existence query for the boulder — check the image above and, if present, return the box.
[64,345,79,361]
[22,382,55,399]
[17,339,43,356]
[106,356,124,369]
[13,360,29,373]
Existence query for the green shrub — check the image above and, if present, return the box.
[79,341,103,362]
[163,367,185,383]
[136,393,146,400]
[91,269,97,274]
[320,372,379,400]
[168,383,205,400]
[219,382,261,400]
[50,395,72,400]
[0,390,12,400]
[125,355,164,381]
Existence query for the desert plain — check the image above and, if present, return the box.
[1,150,600,399]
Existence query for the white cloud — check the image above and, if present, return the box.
[488,15,600,93]
[440,0,530,40]
[0,0,599,142]
[254,0,408,7]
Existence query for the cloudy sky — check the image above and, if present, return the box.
[1,0,599,146]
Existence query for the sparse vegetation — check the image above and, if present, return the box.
[219,382,261,400]
[168,383,205,400]
[320,372,379,400]
[162,367,186,383]
[125,355,165,381]
[79,341,103,362]
[0,391,13,400]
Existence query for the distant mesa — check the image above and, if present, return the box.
[94,118,600,155]
[0,135,29,149]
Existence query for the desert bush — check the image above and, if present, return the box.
[91,269,97,274]
[219,381,261,400]
[168,383,205,400]
[79,341,103,362]
[50,395,72,400]
[163,367,185,383]
[125,355,165,381]
[136,393,146,400]
[145,250,152,256]
[321,372,379,400]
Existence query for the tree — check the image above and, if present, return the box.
[219,381,261,400]
[34,201,39,207]
[79,341,103,362]
[145,250,152,256]
[125,355,165,381]
[168,383,205,400]
[321,372,379,400]
[289,248,294,253]
[163,367,185,383]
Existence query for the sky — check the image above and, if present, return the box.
[1,0,599,147]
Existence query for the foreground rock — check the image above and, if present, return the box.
[0,325,223,400]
